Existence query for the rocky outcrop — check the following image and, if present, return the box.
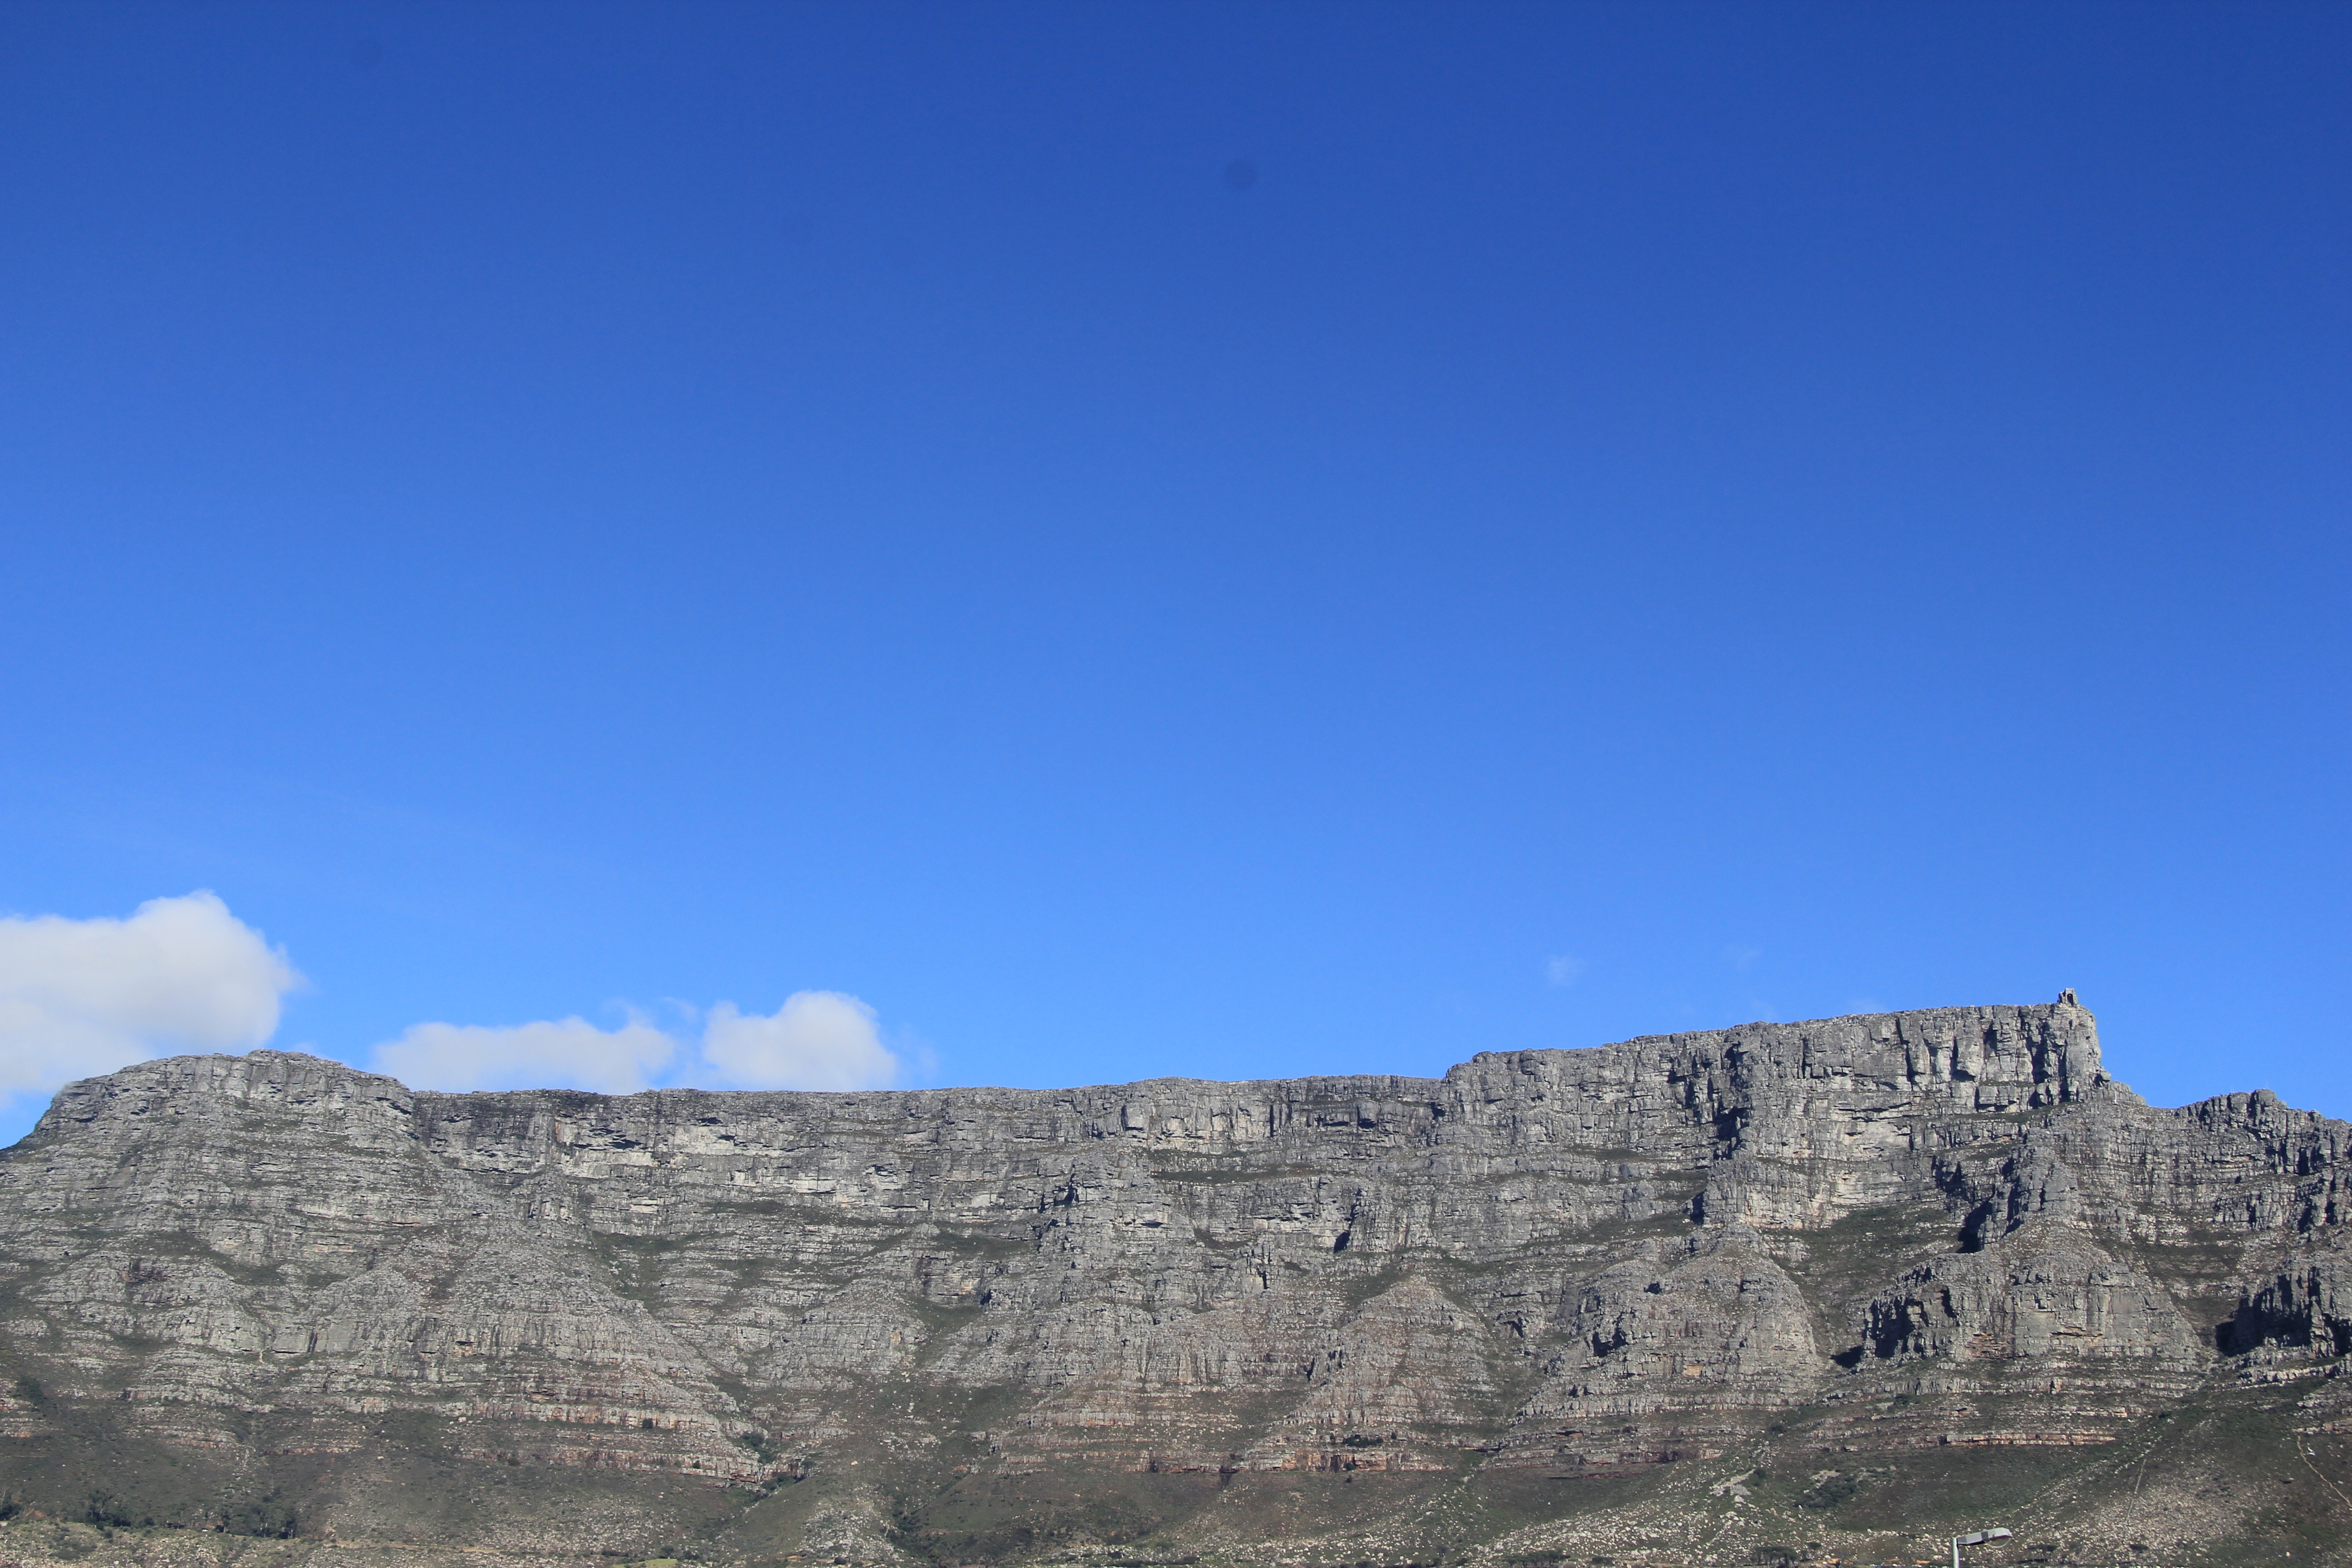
[2225,1228,2352,1357]
[1860,1225,2201,1365]
[0,997,2343,1566]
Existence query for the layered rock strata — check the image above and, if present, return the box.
[0,997,2342,1563]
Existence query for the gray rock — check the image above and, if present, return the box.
[0,996,2342,1563]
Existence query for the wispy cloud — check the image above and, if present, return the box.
[372,1014,679,1094]
[1544,954,1586,988]
[0,892,300,1097]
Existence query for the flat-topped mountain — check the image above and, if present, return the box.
[0,998,2344,1568]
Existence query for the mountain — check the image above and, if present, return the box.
[0,997,2344,1568]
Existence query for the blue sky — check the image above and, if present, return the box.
[2,1,2346,1142]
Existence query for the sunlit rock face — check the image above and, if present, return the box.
[0,997,2342,1563]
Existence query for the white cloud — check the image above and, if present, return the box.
[699,992,901,1091]
[372,1015,677,1095]
[0,892,301,1098]
[368,991,903,1096]
[0,888,907,1105]
[1544,954,1586,987]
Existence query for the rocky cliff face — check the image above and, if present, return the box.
[0,998,2345,1568]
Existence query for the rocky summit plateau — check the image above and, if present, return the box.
[0,998,2347,1568]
